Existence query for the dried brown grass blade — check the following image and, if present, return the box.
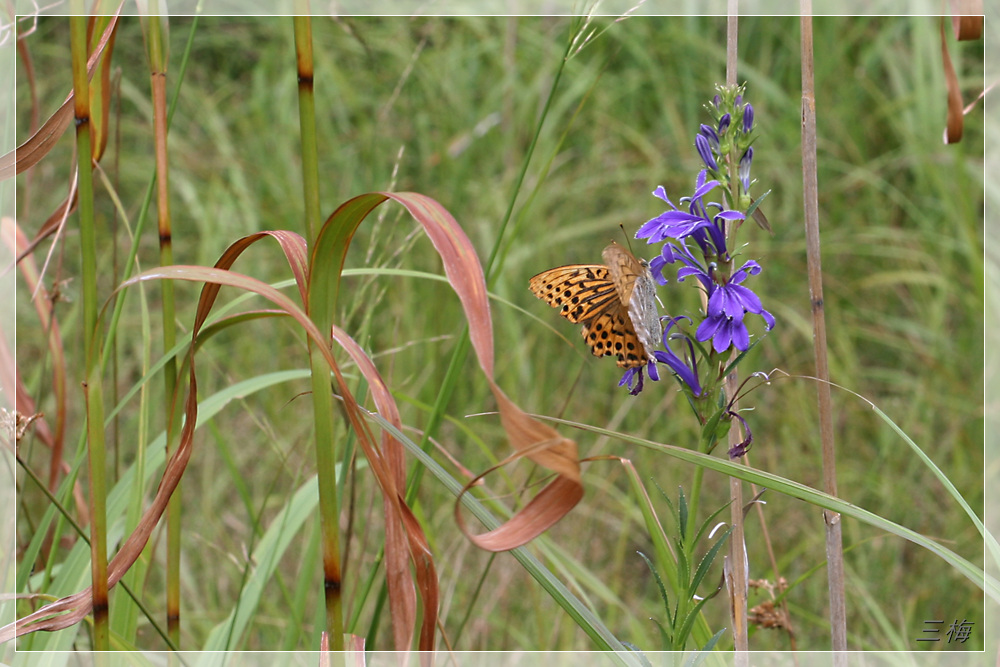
[950,1,983,40]
[86,15,119,163]
[941,17,965,144]
[4,219,68,491]
[1,231,332,643]
[0,7,122,181]
[15,191,78,265]
[201,226,433,651]
[332,326,428,652]
[181,233,434,651]
[941,3,983,144]
[381,192,583,552]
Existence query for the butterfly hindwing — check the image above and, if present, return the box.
[581,302,648,368]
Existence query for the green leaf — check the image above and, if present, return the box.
[683,628,728,667]
[637,551,673,626]
[688,526,733,598]
[544,416,996,602]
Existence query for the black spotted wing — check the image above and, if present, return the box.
[529,264,649,368]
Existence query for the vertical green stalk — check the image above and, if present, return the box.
[70,8,109,651]
[293,8,345,649]
[140,3,183,647]
[295,13,321,246]
[799,6,848,657]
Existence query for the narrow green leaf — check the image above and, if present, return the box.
[636,551,672,626]
[545,416,995,601]
[688,527,733,598]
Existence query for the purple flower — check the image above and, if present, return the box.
[699,124,720,152]
[651,317,702,396]
[619,359,660,396]
[651,239,705,286]
[706,261,773,323]
[718,113,731,135]
[637,171,742,260]
[696,312,748,353]
[727,411,752,458]
[695,261,774,353]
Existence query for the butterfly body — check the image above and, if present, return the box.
[529,243,661,368]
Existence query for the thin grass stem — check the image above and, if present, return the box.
[139,2,184,646]
[69,7,109,652]
[800,5,848,656]
[724,7,749,657]
[293,9,346,649]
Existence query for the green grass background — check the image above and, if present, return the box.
[13,14,984,652]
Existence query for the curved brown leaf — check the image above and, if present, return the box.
[1,231,333,643]
[15,191,77,266]
[5,219,67,492]
[0,6,122,181]
[87,14,120,163]
[332,326,434,653]
[950,1,983,41]
[941,4,983,144]
[375,193,583,552]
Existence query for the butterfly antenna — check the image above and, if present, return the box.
[618,224,636,254]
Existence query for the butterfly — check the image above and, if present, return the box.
[529,242,662,369]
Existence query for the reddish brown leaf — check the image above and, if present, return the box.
[4,219,67,491]
[941,17,964,144]
[379,193,584,552]
[950,1,983,40]
[0,254,331,642]
[332,325,419,652]
[15,190,77,268]
[87,15,119,162]
[0,7,121,181]
[940,3,983,144]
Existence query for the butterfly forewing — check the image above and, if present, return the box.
[528,265,619,324]
[529,243,661,369]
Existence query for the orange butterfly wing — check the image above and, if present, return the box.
[529,259,651,369]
